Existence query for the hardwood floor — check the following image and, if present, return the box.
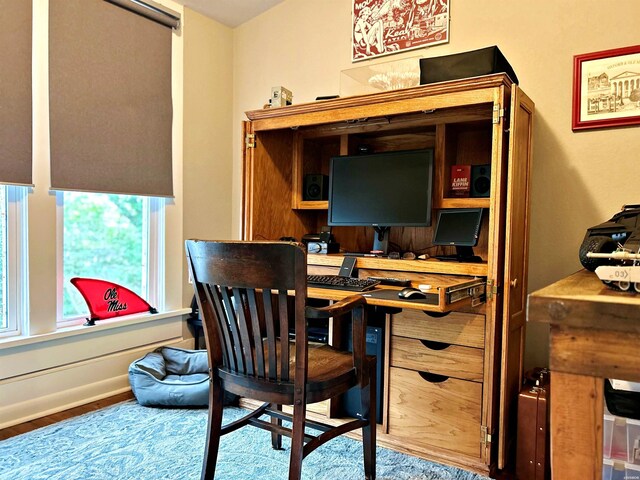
[0,391,134,441]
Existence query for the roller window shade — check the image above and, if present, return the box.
[0,0,33,186]
[49,0,175,197]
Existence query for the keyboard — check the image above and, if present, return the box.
[307,275,380,292]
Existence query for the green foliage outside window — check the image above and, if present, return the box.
[63,192,146,318]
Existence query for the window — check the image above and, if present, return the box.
[58,191,164,323]
[0,185,28,337]
[0,187,7,329]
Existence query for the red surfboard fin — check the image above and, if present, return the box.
[70,277,158,326]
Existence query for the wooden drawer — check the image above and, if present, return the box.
[391,309,485,348]
[388,366,482,457]
[391,336,483,382]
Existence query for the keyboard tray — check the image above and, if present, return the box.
[307,276,485,312]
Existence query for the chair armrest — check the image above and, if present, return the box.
[305,295,370,385]
[305,295,366,319]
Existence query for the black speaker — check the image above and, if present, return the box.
[471,164,491,197]
[303,174,329,201]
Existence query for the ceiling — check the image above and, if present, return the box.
[171,0,285,28]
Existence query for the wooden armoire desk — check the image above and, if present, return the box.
[241,74,534,476]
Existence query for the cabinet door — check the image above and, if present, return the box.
[241,124,312,241]
[242,120,254,239]
[497,85,535,468]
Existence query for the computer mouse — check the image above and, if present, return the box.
[398,287,426,299]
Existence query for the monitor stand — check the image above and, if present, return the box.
[435,246,483,263]
[372,226,390,255]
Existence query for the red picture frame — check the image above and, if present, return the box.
[572,45,640,131]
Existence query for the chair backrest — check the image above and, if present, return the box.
[185,240,308,387]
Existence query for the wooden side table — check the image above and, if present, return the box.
[528,269,640,479]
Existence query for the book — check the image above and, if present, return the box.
[450,165,471,197]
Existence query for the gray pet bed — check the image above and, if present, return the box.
[129,346,210,407]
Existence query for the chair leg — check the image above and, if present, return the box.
[201,376,225,480]
[361,359,377,480]
[271,403,283,450]
[288,401,306,480]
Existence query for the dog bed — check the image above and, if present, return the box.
[129,346,210,407]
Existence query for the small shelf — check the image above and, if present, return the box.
[308,254,488,277]
[438,197,491,209]
[296,199,489,211]
[294,200,328,210]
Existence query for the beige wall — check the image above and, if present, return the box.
[182,9,234,306]
[233,0,640,368]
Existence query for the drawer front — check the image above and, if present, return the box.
[392,309,485,348]
[391,336,483,382]
[388,366,482,457]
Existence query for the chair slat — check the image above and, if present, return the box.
[205,284,234,371]
[278,290,290,382]
[247,289,266,377]
[262,289,277,381]
[233,288,255,376]
[221,286,245,374]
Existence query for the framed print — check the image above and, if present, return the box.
[572,45,640,131]
[352,0,449,62]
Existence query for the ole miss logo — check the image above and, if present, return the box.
[104,287,128,313]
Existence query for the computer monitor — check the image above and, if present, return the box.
[432,208,484,262]
[327,149,434,254]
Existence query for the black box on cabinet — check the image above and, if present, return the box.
[420,46,518,85]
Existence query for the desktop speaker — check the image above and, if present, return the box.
[303,174,329,201]
[471,164,491,197]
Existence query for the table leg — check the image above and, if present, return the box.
[550,371,604,479]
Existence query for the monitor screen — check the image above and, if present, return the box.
[328,149,434,227]
[432,208,484,247]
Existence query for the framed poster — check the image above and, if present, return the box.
[352,0,449,62]
[572,45,640,131]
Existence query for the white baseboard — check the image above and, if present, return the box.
[0,338,193,429]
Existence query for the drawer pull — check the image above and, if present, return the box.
[423,310,450,318]
[418,371,449,383]
[419,339,451,351]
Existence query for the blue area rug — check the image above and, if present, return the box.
[0,401,490,480]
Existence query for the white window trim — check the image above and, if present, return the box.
[56,192,165,326]
[0,186,29,338]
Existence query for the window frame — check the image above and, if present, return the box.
[0,185,29,338]
[55,192,165,326]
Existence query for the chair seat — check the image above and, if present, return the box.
[219,340,358,404]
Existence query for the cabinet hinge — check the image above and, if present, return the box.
[481,425,492,445]
[492,105,504,124]
[245,133,256,148]
[486,279,500,300]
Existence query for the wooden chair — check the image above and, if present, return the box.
[185,240,376,480]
